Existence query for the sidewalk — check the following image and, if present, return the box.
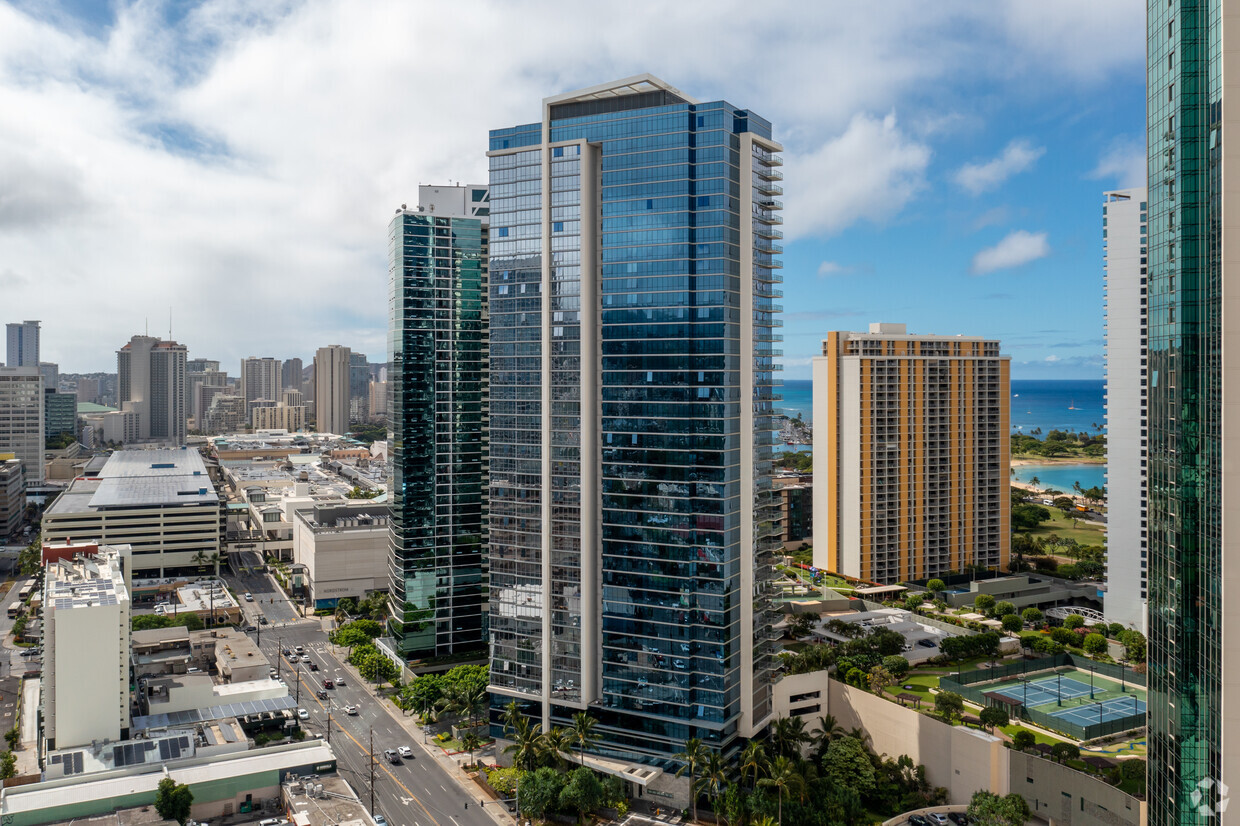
[330,643,516,826]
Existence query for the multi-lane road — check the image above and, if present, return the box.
[242,600,502,826]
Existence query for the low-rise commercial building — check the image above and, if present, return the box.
[292,501,389,609]
[252,404,306,432]
[42,449,221,578]
[774,473,812,547]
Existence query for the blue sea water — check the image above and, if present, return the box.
[1011,463,1107,492]
[778,378,1106,436]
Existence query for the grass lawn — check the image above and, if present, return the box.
[883,672,941,701]
[1000,724,1071,748]
[1021,507,1107,547]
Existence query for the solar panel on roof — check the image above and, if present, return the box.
[73,752,83,774]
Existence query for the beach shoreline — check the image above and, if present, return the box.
[1011,455,1106,467]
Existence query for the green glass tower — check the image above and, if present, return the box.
[387,185,489,659]
[1146,0,1235,821]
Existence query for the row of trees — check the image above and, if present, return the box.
[330,619,399,683]
[395,664,489,729]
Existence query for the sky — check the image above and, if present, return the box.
[0,0,1146,378]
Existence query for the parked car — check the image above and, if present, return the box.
[917,639,937,648]
[383,749,400,764]
[927,814,950,826]
[908,816,930,826]
[398,746,413,758]
[297,708,309,720]
[947,814,970,826]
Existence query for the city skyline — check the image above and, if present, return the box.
[0,1,1144,378]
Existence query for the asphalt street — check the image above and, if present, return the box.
[248,610,503,826]
[225,550,303,625]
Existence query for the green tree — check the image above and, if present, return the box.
[519,767,565,819]
[674,737,709,822]
[867,665,895,695]
[770,715,809,759]
[786,612,817,638]
[1011,730,1036,752]
[1052,742,1081,764]
[1012,504,1052,530]
[460,731,483,768]
[1021,607,1044,627]
[401,674,443,719]
[0,750,15,779]
[1053,496,1075,513]
[155,777,194,825]
[974,594,996,615]
[979,706,1010,732]
[1001,614,1023,633]
[993,601,1016,619]
[967,791,1031,826]
[822,736,876,795]
[1119,629,1147,663]
[542,727,573,770]
[1083,633,1108,656]
[559,766,604,825]
[504,717,545,772]
[934,691,964,724]
[331,625,372,648]
[926,579,946,599]
[880,655,910,681]
[356,649,398,683]
[904,593,925,610]
[1120,758,1146,784]
[698,752,729,825]
[740,739,768,788]
[757,755,806,826]
[1033,637,1065,655]
[569,711,601,766]
[1062,614,1085,631]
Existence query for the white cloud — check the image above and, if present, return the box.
[1090,136,1146,188]
[1045,354,1061,362]
[953,140,1045,195]
[971,230,1050,274]
[0,1,1145,370]
[817,261,849,277]
[783,112,931,239]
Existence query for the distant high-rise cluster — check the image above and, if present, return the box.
[5,320,40,368]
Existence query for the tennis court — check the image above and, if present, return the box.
[1047,695,1147,727]
[990,674,1096,707]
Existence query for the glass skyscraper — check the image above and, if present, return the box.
[388,185,489,659]
[486,75,782,766]
[1145,1,1239,821]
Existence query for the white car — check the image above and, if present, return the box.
[301,655,311,663]
[344,705,359,715]
[335,676,346,686]
[297,708,309,720]
[373,816,387,826]
[398,746,413,758]
[244,593,254,602]
[259,820,285,826]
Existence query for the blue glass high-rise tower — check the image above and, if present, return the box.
[388,185,489,659]
[486,75,783,768]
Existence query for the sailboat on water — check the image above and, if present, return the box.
[1068,399,1077,410]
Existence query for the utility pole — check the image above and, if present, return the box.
[326,704,332,744]
[369,727,375,816]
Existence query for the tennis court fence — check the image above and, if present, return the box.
[942,652,1145,689]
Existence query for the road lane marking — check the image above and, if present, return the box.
[294,670,443,826]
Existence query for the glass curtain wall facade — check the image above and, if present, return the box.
[487,76,782,765]
[1145,0,1233,822]
[387,205,488,659]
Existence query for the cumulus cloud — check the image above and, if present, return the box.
[954,140,1045,195]
[817,261,850,277]
[0,0,1145,370]
[1090,136,1146,188]
[971,230,1050,274]
[784,112,931,239]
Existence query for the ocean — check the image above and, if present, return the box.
[779,378,1106,436]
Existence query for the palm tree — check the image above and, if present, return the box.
[699,751,729,826]
[674,737,708,823]
[757,756,805,826]
[569,711,600,766]
[753,816,779,826]
[542,727,572,769]
[501,700,522,737]
[503,716,544,771]
[845,726,872,749]
[191,550,208,571]
[207,551,221,576]
[811,714,844,758]
[460,731,483,769]
[770,716,809,759]
[1029,475,1040,489]
[740,740,767,789]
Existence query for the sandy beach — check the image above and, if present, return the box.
[1011,456,1106,467]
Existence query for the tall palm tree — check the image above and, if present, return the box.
[542,727,572,769]
[674,737,708,823]
[569,711,600,766]
[757,756,805,826]
[770,716,809,759]
[501,700,522,737]
[699,751,729,826]
[460,731,483,769]
[739,740,767,789]
[811,714,844,758]
[503,716,544,771]
[1030,475,1040,489]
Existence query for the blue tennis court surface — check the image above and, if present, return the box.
[991,675,1096,707]
[1047,696,1147,726]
